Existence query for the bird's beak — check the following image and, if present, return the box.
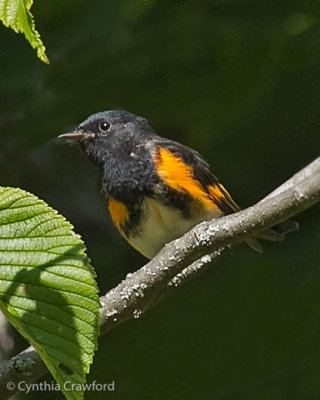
[58,131,95,141]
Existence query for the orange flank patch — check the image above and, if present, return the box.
[156,148,218,210]
[208,183,240,213]
[108,197,129,229]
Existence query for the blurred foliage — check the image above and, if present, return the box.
[0,0,320,399]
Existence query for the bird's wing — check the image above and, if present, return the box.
[150,137,240,215]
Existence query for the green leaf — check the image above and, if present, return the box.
[0,0,49,63]
[0,187,100,400]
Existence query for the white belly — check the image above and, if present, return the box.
[125,197,221,259]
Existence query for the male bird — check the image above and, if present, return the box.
[59,110,297,259]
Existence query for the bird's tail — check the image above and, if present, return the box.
[246,220,299,253]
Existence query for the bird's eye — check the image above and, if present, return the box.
[99,121,110,133]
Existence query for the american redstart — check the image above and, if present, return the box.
[59,110,298,259]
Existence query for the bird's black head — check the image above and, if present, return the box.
[59,110,157,170]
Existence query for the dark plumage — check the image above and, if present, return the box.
[59,110,298,258]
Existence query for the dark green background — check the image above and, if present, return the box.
[1,1,320,399]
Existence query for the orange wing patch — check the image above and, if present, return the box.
[156,148,219,210]
[208,183,240,214]
[108,197,129,230]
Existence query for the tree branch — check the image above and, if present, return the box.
[1,157,320,398]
